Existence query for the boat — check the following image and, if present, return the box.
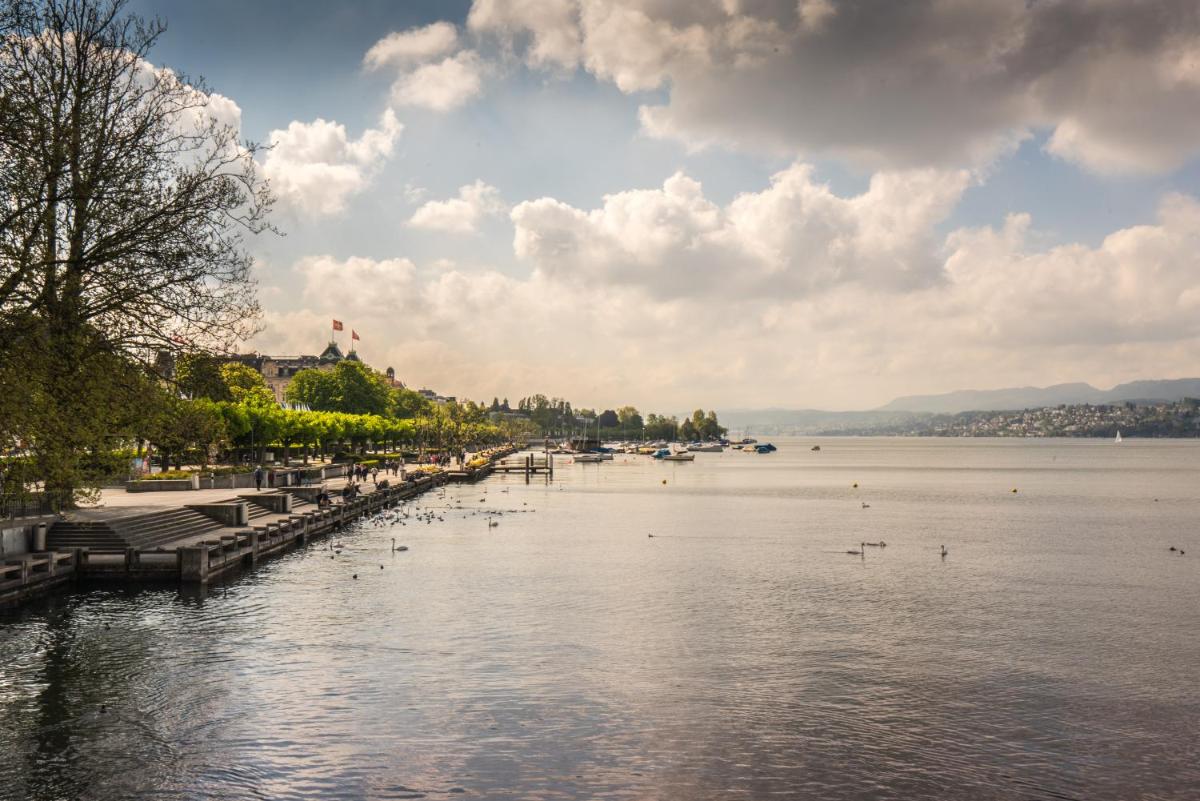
[742,444,757,452]
[755,443,777,454]
[574,453,603,463]
[1115,430,1123,443]
[663,452,695,461]
[690,443,723,452]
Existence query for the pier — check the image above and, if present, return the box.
[489,454,555,481]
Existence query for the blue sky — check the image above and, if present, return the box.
[131,0,1200,410]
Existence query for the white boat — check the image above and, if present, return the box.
[574,453,603,463]
[690,443,723,452]
[662,452,695,461]
[1115,430,1123,443]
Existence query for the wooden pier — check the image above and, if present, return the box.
[490,454,554,481]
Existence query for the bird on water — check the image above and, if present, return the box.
[941,545,948,557]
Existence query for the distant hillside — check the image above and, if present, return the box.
[718,378,1200,434]
[878,378,1200,414]
[717,408,925,435]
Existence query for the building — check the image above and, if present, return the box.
[230,342,405,403]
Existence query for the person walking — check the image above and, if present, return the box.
[254,465,264,492]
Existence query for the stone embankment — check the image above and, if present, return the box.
[0,446,517,607]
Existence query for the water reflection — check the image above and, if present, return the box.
[1,439,1199,800]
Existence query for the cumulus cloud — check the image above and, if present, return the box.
[364,21,459,69]
[253,191,1200,409]
[409,180,506,233]
[262,110,402,216]
[511,164,970,298]
[470,0,1200,173]
[366,23,484,111]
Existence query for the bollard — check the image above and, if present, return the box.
[33,523,48,552]
[179,547,209,583]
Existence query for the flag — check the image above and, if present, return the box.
[351,329,360,341]
[332,319,343,331]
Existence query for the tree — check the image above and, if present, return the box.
[331,361,390,416]
[147,395,227,470]
[598,409,619,429]
[0,0,272,498]
[389,386,433,419]
[175,353,232,401]
[287,368,339,410]
[616,405,642,427]
[220,362,275,406]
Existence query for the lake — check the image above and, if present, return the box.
[2,438,1198,800]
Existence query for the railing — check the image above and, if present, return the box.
[1,491,74,520]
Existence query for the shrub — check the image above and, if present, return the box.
[136,470,195,481]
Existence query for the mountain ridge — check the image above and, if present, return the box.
[716,378,1200,433]
[878,378,1200,414]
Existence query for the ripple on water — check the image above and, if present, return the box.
[3,440,1200,799]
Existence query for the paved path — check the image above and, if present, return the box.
[69,473,385,521]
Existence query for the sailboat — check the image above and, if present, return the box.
[1115,430,1123,443]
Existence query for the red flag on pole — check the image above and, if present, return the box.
[332,319,343,331]
[351,329,360,341]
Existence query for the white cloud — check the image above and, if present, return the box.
[470,0,1200,173]
[512,163,970,298]
[262,110,402,216]
[389,50,484,111]
[409,180,506,233]
[252,190,1200,409]
[366,23,484,112]
[467,0,583,69]
[363,21,459,70]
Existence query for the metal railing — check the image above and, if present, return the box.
[1,491,74,520]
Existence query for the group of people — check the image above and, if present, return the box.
[346,460,404,483]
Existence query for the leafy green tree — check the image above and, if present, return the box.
[390,386,433,418]
[221,362,275,406]
[287,368,340,410]
[0,0,272,499]
[331,361,391,416]
[175,354,232,401]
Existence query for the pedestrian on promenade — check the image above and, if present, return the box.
[254,465,264,492]
[371,466,379,484]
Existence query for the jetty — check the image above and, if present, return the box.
[488,454,555,480]
[1,446,519,607]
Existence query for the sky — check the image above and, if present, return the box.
[131,0,1200,411]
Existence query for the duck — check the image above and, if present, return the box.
[861,502,871,509]
[488,518,499,528]
[940,545,948,557]
[1170,546,1177,552]
[352,574,358,580]
[846,548,863,555]
[648,533,655,538]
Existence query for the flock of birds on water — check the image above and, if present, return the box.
[325,485,541,579]
[320,469,1189,581]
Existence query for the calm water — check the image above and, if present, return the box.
[2,438,1199,800]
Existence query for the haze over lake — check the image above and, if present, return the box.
[3,439,1197,800]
